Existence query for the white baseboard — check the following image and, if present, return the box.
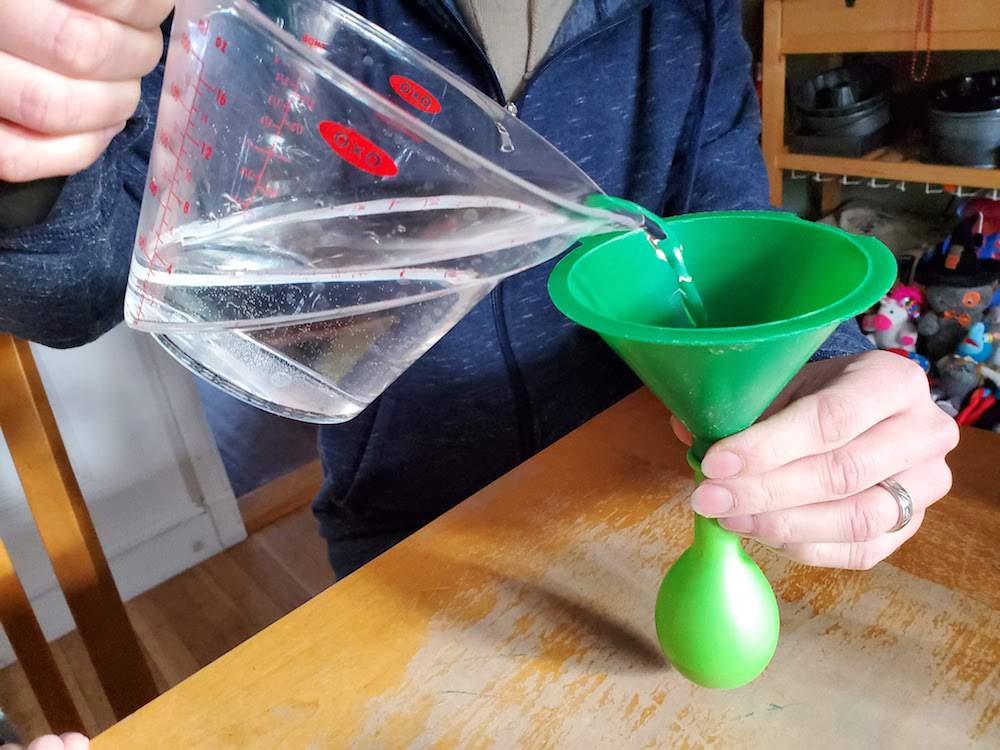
[0,509,228,668]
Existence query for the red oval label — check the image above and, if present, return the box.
[318,121,398,177]
[389,75,442,114]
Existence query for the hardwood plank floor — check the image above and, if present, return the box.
[0,505,336,739]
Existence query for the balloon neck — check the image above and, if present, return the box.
[686,445,743,553]
[693,513,742,552]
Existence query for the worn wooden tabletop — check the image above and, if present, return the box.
[95,389,999,749]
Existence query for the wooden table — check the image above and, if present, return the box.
[95,390,1000,749]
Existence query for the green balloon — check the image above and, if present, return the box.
[655,457,778,689]
[549,200,896,688]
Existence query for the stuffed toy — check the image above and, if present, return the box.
[932,355,981,416]
[862,293,919,351]
[919,283,996,361]
[955,321,995,363]
[917,214,1000,361]
[986,307,1000,368]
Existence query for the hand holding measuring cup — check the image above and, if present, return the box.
[0,0,174,181]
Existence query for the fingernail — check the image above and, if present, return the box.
[690,484,734,516]
[719,515,754,533]
[701,450,743,479]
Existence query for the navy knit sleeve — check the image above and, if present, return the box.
[668,0,871,360]
[0,56,163,349]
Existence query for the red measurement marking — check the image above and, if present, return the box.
[318,121,398,177]
[248,140,291,163]
[198,18,209,35]
[170,83,182,100]
[181,32,191,53]
[214,35,228,53]
[301,33,328,50]
[389,75,442,114]
[135,52,221,321]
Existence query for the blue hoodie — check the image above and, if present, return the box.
[0,0,870,574]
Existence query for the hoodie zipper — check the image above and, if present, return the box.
[429,1,650,462]
[431,1,538,461]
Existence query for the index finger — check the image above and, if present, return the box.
[64,0,175,30]
[702,353,926,479]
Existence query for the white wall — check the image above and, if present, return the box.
[0,326,246,666]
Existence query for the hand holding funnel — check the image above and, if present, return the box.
[548,201,896,688]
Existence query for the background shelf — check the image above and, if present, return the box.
[777,149,1000,192]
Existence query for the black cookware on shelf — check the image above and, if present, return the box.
[789,64,893,157]
[927,70,1000,167]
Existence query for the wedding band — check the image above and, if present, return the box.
[879,478,914,533]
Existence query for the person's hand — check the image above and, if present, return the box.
[0,0,175,181]
[673,350,959,570]
[1,734,89,750]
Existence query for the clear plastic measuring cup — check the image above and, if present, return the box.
[125,0,639,422]
[125,0,638,422]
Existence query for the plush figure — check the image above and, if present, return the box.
[956,321,995,362]
[987,307,1000,368]
[918,283,995,361]
[862,296,919,351]
[917,215,1000,361]
[932,355,982,416]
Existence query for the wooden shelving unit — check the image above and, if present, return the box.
[761,0,1000,208]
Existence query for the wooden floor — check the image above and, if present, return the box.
[0,505,336,739]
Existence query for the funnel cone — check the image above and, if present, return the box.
[549,207,896,687]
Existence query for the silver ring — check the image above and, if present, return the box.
[879,479,914,533]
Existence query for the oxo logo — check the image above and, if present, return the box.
[318,121,398,177]
[389,75,442,114]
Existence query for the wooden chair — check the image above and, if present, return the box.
[0,334,158,734]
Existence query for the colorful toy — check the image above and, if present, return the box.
[932,355,982,415]
[862,293,918,351]
[918,282,995,361]
[987,307,1000,368]
[956,321,995,362]
[917,214,1000,361]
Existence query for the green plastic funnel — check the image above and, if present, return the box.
[549,205,896,688]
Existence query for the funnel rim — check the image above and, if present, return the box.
[548,211,897,345]
[224,0,633,231]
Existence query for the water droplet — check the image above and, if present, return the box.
[315,199,325,207]
[396,224,407,233]
[462,209,479,222]
[362,54,374,66]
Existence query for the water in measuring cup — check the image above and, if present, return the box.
[127,195,604,422]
